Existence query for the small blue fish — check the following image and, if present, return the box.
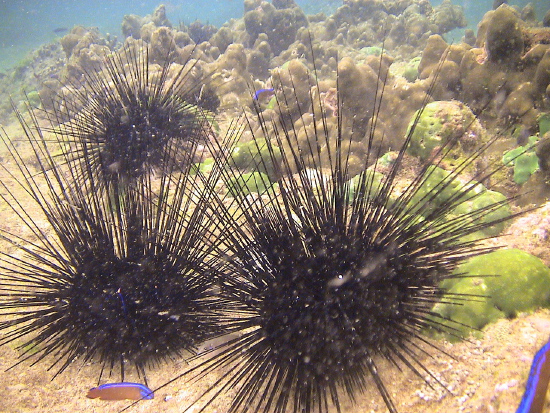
[253,88,275,101]
[86,382,154,400]
[516,337,550,413]
[53,27,68,34]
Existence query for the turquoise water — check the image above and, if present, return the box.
[0,0,547,72]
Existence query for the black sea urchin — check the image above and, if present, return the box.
[145,55,517,413]
[0,93,224,382]
[46,40,219,190]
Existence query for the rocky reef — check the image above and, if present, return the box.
[2,1,546,193]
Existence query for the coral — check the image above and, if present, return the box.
[337,55,393,139]
[431,0,467,33]
[406,165,510,238]
[121,4,172,41]
[59,26,102,59]
[406,100,485,161]
[485,5,524,66]
[231,137,282,178]
[499,82,539,126]
[121,14,143,39]
[535,48,550,98]
[187,20,218,43]
[246,33,272,79]
[536,128,550,175]
[418,34,449,79]
[209,26,234,54]
[449,188,511,238]
[540,112,550,136]
[151,4,171,27]
[210,43,250,110]
[228,171,271,196]
[329,0,465,59]
[503,135,540,184]
[149,26,182,62]
[416,6,550,129]
[243,0,308,56]
[433,249,550,339]
[271,58,314,122]
[401,56,421,82]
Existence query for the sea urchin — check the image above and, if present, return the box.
[46,40,219,190]
[0,63,224,382]
[152,53,516,413]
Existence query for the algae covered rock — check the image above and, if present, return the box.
[433,249,550,339]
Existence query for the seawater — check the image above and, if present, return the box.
[0,0,547,72]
